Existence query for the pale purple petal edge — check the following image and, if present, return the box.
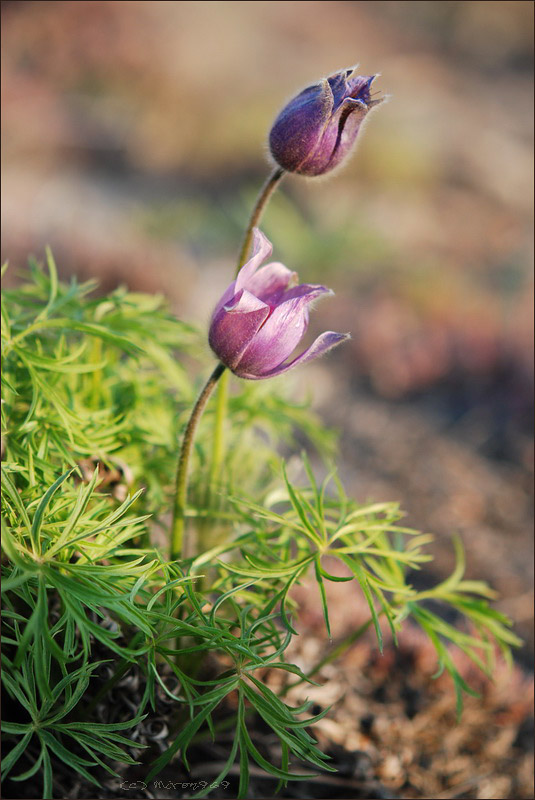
[235,228,273,292]
[236,331,350,380]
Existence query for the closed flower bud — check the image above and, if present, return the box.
[269,66,383,176]
[209,229,349,380]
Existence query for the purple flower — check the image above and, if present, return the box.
[269,66,383,176]
[209,229,349,380]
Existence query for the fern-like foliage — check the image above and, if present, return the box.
[1,256,521,799]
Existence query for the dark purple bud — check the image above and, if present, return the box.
[269,66,383,176]
[209,229,349,380]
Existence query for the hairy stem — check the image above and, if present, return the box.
[235,166,285,274]
[207,362,229,494]
[172,168,286,562]
[171,362,226,561]
[209,165,286,516]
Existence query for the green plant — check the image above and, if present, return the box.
[1,254,520,799]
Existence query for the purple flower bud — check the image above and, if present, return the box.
[269,66,383,176]
[209,229,350,380]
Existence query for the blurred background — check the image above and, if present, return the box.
[2,0,533,665]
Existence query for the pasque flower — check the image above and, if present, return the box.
[209,229,349,379]
[269,66,383,176]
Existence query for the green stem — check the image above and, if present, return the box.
[192,619,377,739]
[279,617,376,696]
[171,362,226,561]
[172,167,286,563]
[208,166,286,496]
[235,166,285,274]
[207,364,228,492]
[207,166,285,514]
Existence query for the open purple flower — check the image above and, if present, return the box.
[209,229,349,380]
[269,66,383,176]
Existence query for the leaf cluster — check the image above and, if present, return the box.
[1,257,521,798]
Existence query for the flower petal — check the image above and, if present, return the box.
[327,69,352,110]
[347,74,377,104]
[283,283,333,302]
[212,229,274,319]
[269,67,383,177]
[234,286,331,376]
[302,91,371,177]
[209,289,270,370]
[238,331,351,380]
[244,261,298,304]
[269,79,335,173]
[235,228,273,293]
[211,279,237,320]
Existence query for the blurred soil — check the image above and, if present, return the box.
[3,623,533,800]
[1,1,533,798]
